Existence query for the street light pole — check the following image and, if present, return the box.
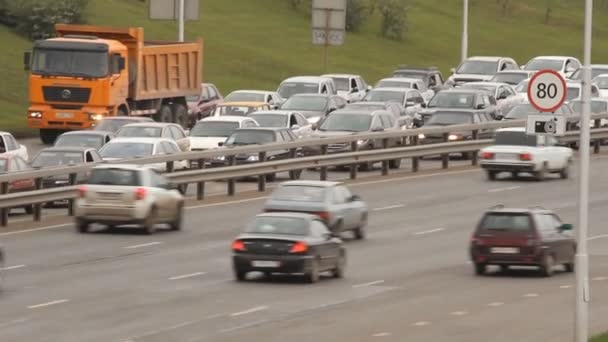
[178,0,185,42]
[461,0,468,63]
[575,0,592,341]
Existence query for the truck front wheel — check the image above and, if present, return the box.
[40,129,60,145]
[155,105,172,123]
[172,103,188,129]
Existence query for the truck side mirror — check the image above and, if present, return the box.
[23,51,31,71]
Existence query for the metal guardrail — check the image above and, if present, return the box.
[0,114,606,227]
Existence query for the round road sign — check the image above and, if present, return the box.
[527,69,567,112]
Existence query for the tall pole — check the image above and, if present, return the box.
[178,0,185,42]
[461,0,468,63]
[575,0,592,341]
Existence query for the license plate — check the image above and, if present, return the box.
[491,247,519,254]
[251,260,280,268]
[494,153,516,160]
[56,112,73,119]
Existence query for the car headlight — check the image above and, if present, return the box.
[29,111,42,118]
[418,134,426,139]
[214,155,226,161]
[247,155,259,161]
[448,134,461,141]
[55,180,69,185]
[88,113,104,121]
[357,139,368,146]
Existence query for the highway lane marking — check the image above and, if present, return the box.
[372,204,405,212]
[560,285,573,289]
[187,196,268,210]
[230,305,268,317]
[413,228,445,236]
[372,332,391,337]
[450,311,468,316]
[488,186,521,193]
[523,293,539,298]
[0,264,26,271]
[27,299,69,309]
[122,314,223,341]
[352,280,385,288]
[488,302,504,307]
[124,241,163,249]
[169,272,206,280]
[588,234,608,241]
[412,321,430,326]
[348,169,479,188]
[0,223,72,237]
[593,276,607,281]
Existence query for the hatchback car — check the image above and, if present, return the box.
[75,164,184,234]
[231,212,346,283]
[186,83,224,124]
[522,56,582,78]
[99,137,188,173]
[54,130,115,150]
[0,131,28,160]
[449,56,519,85]
[263,180,368,239]
[116,122,190,152]
[469,206,575,277]
[0,154,36,213]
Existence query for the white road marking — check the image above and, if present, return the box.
[187,196,268,210]
[523,293,539,298]
[27,299,69,309]
[230,305,268,317]
[0,223,72,237]
[349,169,479,188]
[413,228,445,236]
[488,302,504,307]
[122,314,223,341]
[124,241,163,249]
[0,264,26,271]
[593,276,607,281]
[352,280,385,288]
[588,234,608,241]
[372,332,391,337]
[169,272,206,280]
[450,311,468,316]
[372,204,404,212]
[488,186,521,193]
[412,321,430,326]
[560,285,573,289]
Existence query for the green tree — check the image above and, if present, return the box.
[4,0,89,40]
[374,0,408,41]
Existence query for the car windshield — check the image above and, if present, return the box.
[54,134,104,149]
[495,131,537,146]
[226,131,275,145]
[281,96,328,111]
[364,90,404,103]
[566,86,580,101]
[330,77,350,91]
[456,61,498,75]
[393,71,426,80]
[462,84,497,94]
[505,104,535,119]
[32,151,83,168]
[572,68,608,80]
[94,119,147,133]
[99,142,153,159]
[117,126,161,138]
[570,100,607,114]
[428,92,475,108]
[376,80,411,88]
[31,47,108,78]
[490,73,528,85]
[214,105,258,116]
[426,112,473,125]
[524,59,563,71]
[480,213,532,231]
[190,121,240,137]
[318,113,372,132]
[271,185,327,202]
[278,82,319,98]
[594,77,608,89]
[515,80,529,93]
[88,168,141,186]
[245,216,309,236]
[225,92,265,102]
[249,114,288,128]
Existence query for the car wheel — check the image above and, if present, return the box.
[304,258,320,283]
[560,164,570,179]
[332,251,346,278]
[359,162,373,171]
[388,158,402,169]
[170,203,184,231]
[353,225,366,240]
[265,173,276,182]
[486,170,497,181]
[535,163,547,182]
[24,205,33,215]
[154,104,173,123]
[564,261,574,272]
[474,263,486,276]
[500,265,509,273]
[234,268,247,282]
[540,253,555,277]
[289,169,303,180]
[76,219,89,233]
[143,208,157,235]
[172,103,188,129]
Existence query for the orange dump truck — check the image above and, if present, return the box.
[24,24,203,143]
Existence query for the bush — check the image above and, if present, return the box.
[4,0,89,40]
[345,0,368,32]
[375,0,408,41]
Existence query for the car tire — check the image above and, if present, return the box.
[76,219,89,233]
[154,104,173,123]
[234,268,247,282]
[535,163,547,182]
[172,103,188,129]
[170,203,184,231]
[540,253,555,277]
[474,263,486,276]
[560,164,570,179]
[24,205,33,215]
[289,169,303,180]
[359,162,373,171]
[500,265,509,273]
[486,170,497,181]
[388,158,402,169]
[332,251,346,279]
[353,225,366,240]
[143,207,157,235]
[265,173,276,182]
[304,258,320,284]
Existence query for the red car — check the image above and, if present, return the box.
[469,206,575,277]
[0,155,36,213]
[186,83,224,126]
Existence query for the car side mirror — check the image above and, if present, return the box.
[421,102,427,108]
[450,67,456,74]
[559,223,573,231]
[217,141,224,147]
[476,104,486,109]
[23,51,31,71]
[350,194,361,202]
[366,85,372,92]
[328,107,337,113]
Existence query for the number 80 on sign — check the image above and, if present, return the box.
[527,69,567,113]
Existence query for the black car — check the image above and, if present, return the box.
[417,88,499,126]
[31,146,102,189]
[392,65,448,93]
[211,127,301,181]
[231,212,346,283]
[279,94,346,128]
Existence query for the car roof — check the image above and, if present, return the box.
[495,70,531,74]
[442,88,487,94]
[279,180,342,187]
[219,101,268,106]
[121,122,178,128]
[321,74,360,78]
[60,130,110,136]
[330,109,379,116]
[378,77,420,83]
[466,56,509,62]
[529,56,573,60]
[282,76,331,83]
[233,127,286,132]
[92,163,151,171]
[200,115,253,123]
[0,131,13,135]
[229,90,273,95]
[249,110,295,116]
[39,146,92,153]
[346,101,390,107]
[370,87,412,93]
[485,206,554,215]
[288,93,331,98]
[107,137,173,144]
[464,82,509,88]
[255,212,318,220]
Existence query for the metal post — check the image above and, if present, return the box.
[34,177,42,221]
[258,152,267,192]
[67,173,77,216]
[381,138,389,176]
[461,0,469,63]
[575,1,592,341]
[412,136,419,172]
[178,0,185,42]
[320,145,328,181]
[196,158,205,201]
[288,148,297,180]
[472,129,479,165]
[227,156,236,196]
[593,119,601,154]
[0,182,8,227]
[442,133,449,169]
[349,141,358,179]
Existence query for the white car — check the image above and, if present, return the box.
[0,132,28,161]
[375,77,434,103]
[277,76,337,99]
[224,90,284,109]
[448,56,519,85]
[189,116,259,151]
[521,56,581,78]
[98,137,188,172]
[363,87,425,117]
[565,80,600,103]
[248,110,313,139]
[74,164,184,234]
[592,74,608,97]
[321,74,370,103]
[479,128,573,181]
[116,122,190,152]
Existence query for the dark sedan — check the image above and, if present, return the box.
[417,88,499,125]
[279,94,346,128]
[231,212,346,283]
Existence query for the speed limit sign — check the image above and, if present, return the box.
[527,69,567,112]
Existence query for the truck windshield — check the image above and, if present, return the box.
[31,48,109,78]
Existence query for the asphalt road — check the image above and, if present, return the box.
[1,150,608,342]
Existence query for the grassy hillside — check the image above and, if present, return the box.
[2,0,608,135]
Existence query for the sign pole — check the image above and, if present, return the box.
[575,0,592,341]
[323,8,331,73]
[178,0,185,42]
[461,0,468,63]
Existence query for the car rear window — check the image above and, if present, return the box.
[88,168,141,186]
[271,185,326,202]
[246,216,309,236]
[480,213,532,231]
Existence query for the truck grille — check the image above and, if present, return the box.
[43,86,91,103]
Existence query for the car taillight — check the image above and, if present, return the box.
[134,187,146,200]
[290,241,308,253]
[519,153,533,161]
[315,212,330,220]
[78,186,86,198]
[481,152,495,160]
[232,240,246,251]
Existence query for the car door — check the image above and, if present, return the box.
[309,219,336,269]
[169,126,189,152]
[328,185,351,231]
[534,214,562,258]
[544,135,566,169]
[336,185,359,229]
[547,213,574,263]
[12,156,35,190]
[404,90,422,116]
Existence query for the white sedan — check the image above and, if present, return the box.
[479,128,573,181]
[0,132,28,160]
[98,137,188,173]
